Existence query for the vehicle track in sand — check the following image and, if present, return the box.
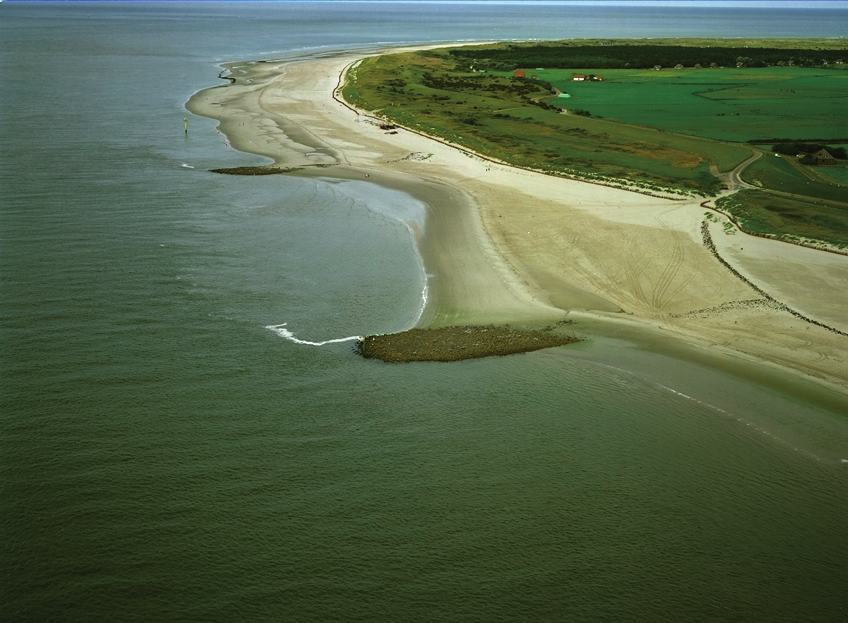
[650,207,696,312]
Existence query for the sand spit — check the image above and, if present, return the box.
[187,49,848,391]
[356,323,580,363]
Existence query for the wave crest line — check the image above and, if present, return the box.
[266,323,361,346]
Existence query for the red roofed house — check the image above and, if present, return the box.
[573,74,586,81]
[513,69,525,78]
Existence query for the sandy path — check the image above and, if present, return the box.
[187,51,848,391]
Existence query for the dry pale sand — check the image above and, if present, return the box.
[187,50,848,391]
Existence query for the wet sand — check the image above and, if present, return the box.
[187,49,848,390]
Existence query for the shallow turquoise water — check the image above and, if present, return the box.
[2,3,848,621]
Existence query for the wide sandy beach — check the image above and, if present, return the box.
[187,47,848,392]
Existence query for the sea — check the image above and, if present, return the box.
[2,2,848,621]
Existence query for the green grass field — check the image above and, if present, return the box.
[522,67,848,143]
[741,155,848,203]
[716,190,848,249]
[817,163,848,185]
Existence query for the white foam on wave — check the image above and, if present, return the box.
[266,323,360,346]
[181,163,195,169]
[653,381,827,463]
[412,276,429,326]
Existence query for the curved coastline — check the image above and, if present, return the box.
[186,47,848,392]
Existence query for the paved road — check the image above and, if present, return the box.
[715,149,762,191]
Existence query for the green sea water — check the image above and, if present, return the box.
[2,3,848,621]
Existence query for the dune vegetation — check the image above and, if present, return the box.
[716,190,848,251]
[342,39,848,245]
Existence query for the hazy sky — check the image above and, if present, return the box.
[6,0,848,5]
[5,0,848,8]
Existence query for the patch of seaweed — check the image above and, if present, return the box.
[210,166,302,175]
[356,322,580,363]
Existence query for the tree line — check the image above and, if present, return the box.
[771,142,847,159]
[449,45,847,70]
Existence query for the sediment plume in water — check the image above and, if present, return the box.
[356,322,580,363]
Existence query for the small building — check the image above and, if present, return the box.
[653,65,662,71]
[513,69,525,78]
[675,64,684,69]
[694,63,702,69]
[812,149,836,165]
[573,74,586,81]
[592,75,604,81]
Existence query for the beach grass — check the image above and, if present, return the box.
[716,189,848,250]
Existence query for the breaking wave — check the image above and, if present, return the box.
[266,323,360,346]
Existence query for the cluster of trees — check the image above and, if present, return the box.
[772,142,847,158]
[449,45,847,70]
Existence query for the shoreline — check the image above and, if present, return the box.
[186,47,848,393]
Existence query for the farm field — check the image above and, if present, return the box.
[522,67,848,143]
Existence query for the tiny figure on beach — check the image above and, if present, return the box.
[183,117,188,134]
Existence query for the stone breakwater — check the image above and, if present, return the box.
[356,323,581,363]
[669,298,781,320]
[700,221,848,338]
[210,166,302,175]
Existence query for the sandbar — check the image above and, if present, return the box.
[187,47,848,390]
